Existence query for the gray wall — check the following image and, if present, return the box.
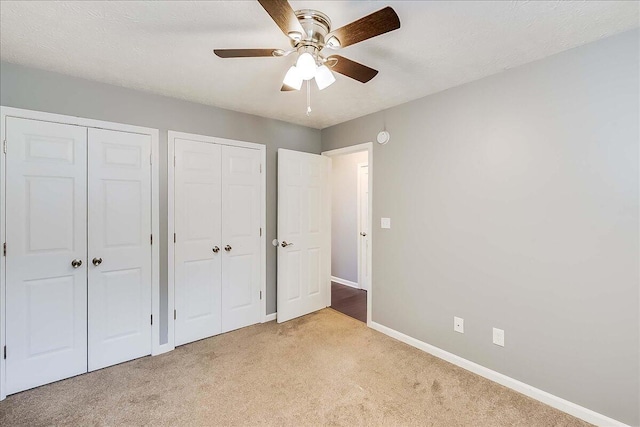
[0,61,322,343]
[331,151,368,283]
[322,29,640,425]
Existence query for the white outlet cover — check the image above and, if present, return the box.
[381,217,391,229]
[454,316,464,333]
[493,328,505,347]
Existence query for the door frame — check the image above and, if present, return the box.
[0,106,161,401]
[321,143,373,326]
[356,162,369,291]
[167,130,267,351]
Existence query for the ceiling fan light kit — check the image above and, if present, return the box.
[214,0,401,113]
[283,66,303,90]
[295,50,317,81]
[315,65,336,90]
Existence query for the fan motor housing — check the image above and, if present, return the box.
[293,9,331,50]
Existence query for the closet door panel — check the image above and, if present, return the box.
[221,145,261,333]
[87,128,152,371]
[5,118,88,394]
[174,139,222,345]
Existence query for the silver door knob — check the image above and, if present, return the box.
[281,241,294,248]
[212,246,220,253]
[92,257,103,266]
[71,259,83,268]
[224,245,232,252]
[360,232,367,237]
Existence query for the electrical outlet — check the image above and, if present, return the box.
[493,328,505,347]
[454,316,464,333]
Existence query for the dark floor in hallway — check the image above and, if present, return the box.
[331,281,367,323]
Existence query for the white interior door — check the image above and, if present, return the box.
[221,145,261,332]
[357,164,370,291]
[87,128,152,371]
[174,139,222,345]
[5,118,88,394]
[277,149,331,323]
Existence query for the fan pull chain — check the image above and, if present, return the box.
[306,80,312,116]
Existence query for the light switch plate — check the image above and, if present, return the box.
[493,328,505,347]
[381,217,391,229]
[454,317,464,333]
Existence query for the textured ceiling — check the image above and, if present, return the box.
[0,1,638,129]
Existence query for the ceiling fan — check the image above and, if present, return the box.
[213,0,401,92]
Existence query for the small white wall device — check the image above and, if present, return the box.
[377,130,390,145]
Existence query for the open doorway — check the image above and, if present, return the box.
[322,143,372,324]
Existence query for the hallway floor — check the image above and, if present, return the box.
[331,281,367,323]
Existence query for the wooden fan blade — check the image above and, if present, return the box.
[281,84,297,92]
[257,0,305,39]
[326,55,378,83]
[325,7,400,48]
[214,49,279,58]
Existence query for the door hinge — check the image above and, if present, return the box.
[174,309,177,320]
[260,291,262,300]
[150,314,153,325]
[3,242,5,257]
[259,227,262,237]
[150,234,153,245]
[259,163,262,173]
[174,233,176,243]
[150,154,152,165]
[3,345,6,359]
[174,156,176,166]
[3,140,6,154]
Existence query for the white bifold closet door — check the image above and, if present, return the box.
[221,145,261,333]
[87,128,152,371]
[5,118,153,394]
[5,118,88,394]
[174,139,261,345]
[174,139,223,346]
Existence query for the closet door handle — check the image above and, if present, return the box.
[281,241,294,248]
[71,259,83,268]
[92,257,103,266]
[224,245,232,252]
[212,246,220,253]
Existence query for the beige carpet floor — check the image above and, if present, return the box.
[0,309,590,426]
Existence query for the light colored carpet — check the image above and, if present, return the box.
[0,308,590,426]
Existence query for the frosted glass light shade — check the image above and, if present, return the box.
[296,52,317,80]
[315,65,336,90]
[283,66,303,90]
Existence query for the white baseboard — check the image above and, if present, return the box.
[263,312,277,322]
[369,321,628,427]
[331,276,360,289]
